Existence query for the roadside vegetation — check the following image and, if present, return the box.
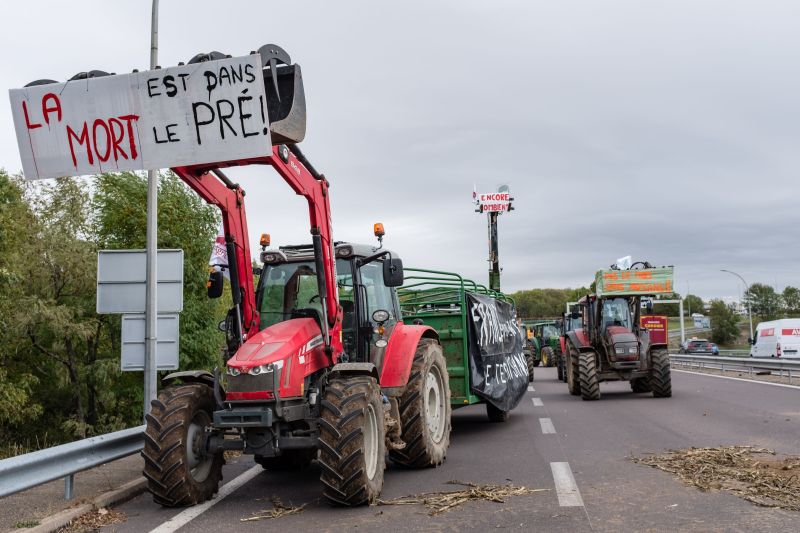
[0,170,224,457]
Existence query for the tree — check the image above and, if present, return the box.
[782,286,800,315]
[511,287,591,318]
[709,299,740,345]
[744,283,781,320]
[684,294,704,315]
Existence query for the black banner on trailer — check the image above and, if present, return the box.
[466,292,528,412]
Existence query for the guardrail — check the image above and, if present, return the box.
[0,425,144,500]
[670,354,800,384]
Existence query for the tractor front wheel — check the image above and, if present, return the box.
[649,349,672,398]
[142,384,224,507]
[579,351,601,401]
[542,347,555,368]
[566,347,581,396]
[319,375,386,506]
[390,338,451,468]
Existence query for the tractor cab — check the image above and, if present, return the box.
[598,296,641,364]
[257,241,403,367]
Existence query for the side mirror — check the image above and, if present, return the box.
[747,337,754,345]
[207,270,224,299]
[383,257,404,287]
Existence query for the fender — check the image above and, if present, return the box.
[559,336,566,356]
[566,329,590,351]
[330,362,379,381]
[380,322,439,392]
[162,370,214,388]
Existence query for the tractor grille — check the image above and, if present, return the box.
[228,370,280,393]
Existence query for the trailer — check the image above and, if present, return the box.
[398,268,528,422]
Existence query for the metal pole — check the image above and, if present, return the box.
[679,299,685,345]
[488,211,500,292]
[144,0,160,418]
[721,269,754,340]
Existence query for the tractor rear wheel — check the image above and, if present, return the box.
[566,348,581,396]
[556,360,563,381]
[142,384,224,507]
[542,347,555,367]
[630,378,651,393]
[649,349,672,398]
[486,402,510,422]
[319,375,386,506]
[390,339,451,468]
[579,351,601,401]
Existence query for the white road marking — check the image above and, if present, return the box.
[528,385,535,392]
[550,462,584,507]
[531,397,543,406]
[539,417,556,434]
[673,369,800,390]
[149,465,262,533]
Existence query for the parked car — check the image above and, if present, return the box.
[680,339,714,355]
[749,319,800,359]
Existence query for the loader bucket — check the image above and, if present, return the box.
[187,44,307,145]
[258,44,306,145]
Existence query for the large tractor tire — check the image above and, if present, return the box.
[390,339,451,468]
[541,347,555,367]
[630,378,652,393]
[649,349,672,398]
[255,449,316,471]
[566,348,581,396]
[556,359,564,382]
[486,402,510,423]
[526,353,535,382]
[142,384,224,507]
[319,375,386,506]
[579,351,601,401]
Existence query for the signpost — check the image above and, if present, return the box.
[473,185,514,291]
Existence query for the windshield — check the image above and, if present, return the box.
[258,259,353,329]
[601,297,633,331]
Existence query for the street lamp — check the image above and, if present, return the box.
[721,269,754,341]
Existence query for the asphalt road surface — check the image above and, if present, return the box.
[114,369,800,532]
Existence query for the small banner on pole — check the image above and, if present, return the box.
[466,292,527,412]
[9,54,270,180]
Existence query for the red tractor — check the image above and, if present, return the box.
[562,262,673,401]
[141,45,451,507]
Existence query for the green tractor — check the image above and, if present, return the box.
[521,319,563,372]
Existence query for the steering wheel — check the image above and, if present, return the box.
[309,294,320,303]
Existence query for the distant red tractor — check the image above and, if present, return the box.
[563,262,674,400]
[135,45,451,507]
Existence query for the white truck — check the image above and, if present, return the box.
[749,319,800,359]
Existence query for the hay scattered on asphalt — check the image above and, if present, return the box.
[57,508,125,533]
[240,497,306,522]
[632,446,800,511]
[378,480,549,516]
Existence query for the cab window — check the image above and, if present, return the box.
[360,261,396,324]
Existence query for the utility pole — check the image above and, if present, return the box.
[143,0,160,418]
[488,211,500,292]
[474,185,512,293]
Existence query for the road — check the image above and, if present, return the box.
[114,369,800,532]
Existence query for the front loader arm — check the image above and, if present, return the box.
[172,144,342,358]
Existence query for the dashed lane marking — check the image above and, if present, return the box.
[528,385,535,392]
[539,417,556,434]
[148,465,262,533]
[532,397,543,406]
[550,462,584,507]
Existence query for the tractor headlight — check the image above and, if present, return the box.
[226,366,241,377]
[248,360,285,376]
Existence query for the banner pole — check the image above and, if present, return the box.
[143,0,159,419]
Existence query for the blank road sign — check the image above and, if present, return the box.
[121,314,180,371]
[97,249,183,314]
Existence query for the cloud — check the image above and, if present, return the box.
[2,0,799,301]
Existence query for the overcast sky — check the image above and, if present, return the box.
[2,0,799,300]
